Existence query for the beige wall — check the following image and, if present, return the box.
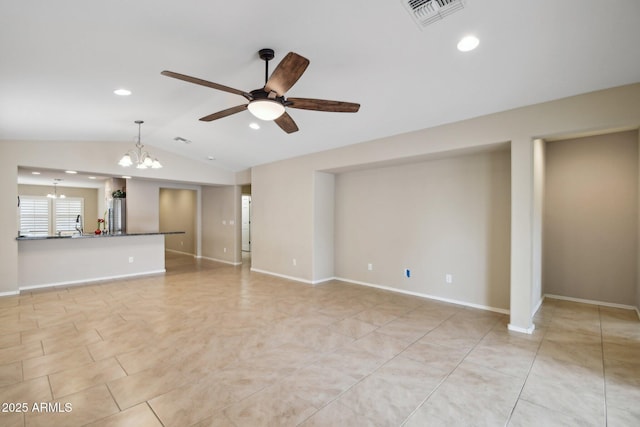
[18,235,165,289]
[251,83,640,330]
[160,188,197,255]
[335,149,511,310]
[201,185,242,265]
[313,172,335,282]
[0,139,231,294]
[18,184,99,232]
[544,131,639,305]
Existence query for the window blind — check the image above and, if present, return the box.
[54,197,84,233]
[19,196,49,236]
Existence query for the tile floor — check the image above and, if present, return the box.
[0,252,639,426]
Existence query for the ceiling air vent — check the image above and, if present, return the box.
[402,0,465,28]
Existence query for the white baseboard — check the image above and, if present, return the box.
[508,323,536,334]
[532,295,545,316]
[335,277,510,315]
[250,268,315,284]
[19,269,166,292]
[544,294,637,311]
[0,290,20,297]
[166,249,196,257]
[197,256,242,266]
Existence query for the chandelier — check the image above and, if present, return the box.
[118,120,162,169]
[47,180,66,199]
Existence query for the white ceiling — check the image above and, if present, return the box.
[2,0,639,172]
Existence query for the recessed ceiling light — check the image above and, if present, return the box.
[249,122,260,130]
[31,171,41,175]
[65,170,77,174]
[88,176,97,180]
[114,88,132,96]
[207,156,215,161]
[457,35,479,52]
[122,175,132,179]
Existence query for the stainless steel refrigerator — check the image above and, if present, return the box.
[108,198,126,234]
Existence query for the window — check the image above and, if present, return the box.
[19,196,49,236]
[54,198,84,234]
[18,195,84,236]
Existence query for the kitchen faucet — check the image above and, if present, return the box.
[75,214,83,235]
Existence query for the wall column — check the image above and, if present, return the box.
[509,137,536,333]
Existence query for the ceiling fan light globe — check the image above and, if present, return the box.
[248,99,285,121]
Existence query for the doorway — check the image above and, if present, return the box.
[242,194,251,253]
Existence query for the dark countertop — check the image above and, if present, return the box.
[16,231,185,241]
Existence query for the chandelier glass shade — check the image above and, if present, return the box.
[119,120,162,169]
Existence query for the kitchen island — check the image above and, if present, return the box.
[17,232,184,291]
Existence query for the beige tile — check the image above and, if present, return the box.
[107,365,198,410]
[223,384,318,427]
[464,340,537,380]
[603,338,640,364]
[24,385,119,427]
[190,412,237,427]
[0,376,51,405]
[22,347,93,380]
[330,317,378,339]
[338,357,442,425]
[607,405,640,427]
[299,401,377,427]
[520,357,605,425]
[354,308,398,326]
[353,331,409,359]
[375,317,434,344]
[0,341,43,365]
[0,362,23,387]
[0,411,23,427]
[148,374,238,427]
[0,255,636,427]
[41,329,102,355]
[0,332,21,349]
[404,361,524,427]
[401,341,467,376]
[85,403,162,427]
[604,358,640,413]
[508,399,596,427]
[274,364,357,408]
[314,345,386,380]
[49,357,127,398]
[20,322,77,344]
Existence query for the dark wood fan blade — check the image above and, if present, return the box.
[199,104,248,122]
[287,98,360,113]
[264,52,310,96]
[274,112,299,134]
[161,70,252,100]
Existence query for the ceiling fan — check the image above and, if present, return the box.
[161,48,360,134]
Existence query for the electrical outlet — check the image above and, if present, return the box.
[128,256,134,263]
[367,263,373,271]
[223,247,227,253]
[446,274,453,284]
[292,258,297,266]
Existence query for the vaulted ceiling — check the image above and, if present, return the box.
[2,0,639,172]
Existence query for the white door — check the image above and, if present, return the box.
[241,195,251,252]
